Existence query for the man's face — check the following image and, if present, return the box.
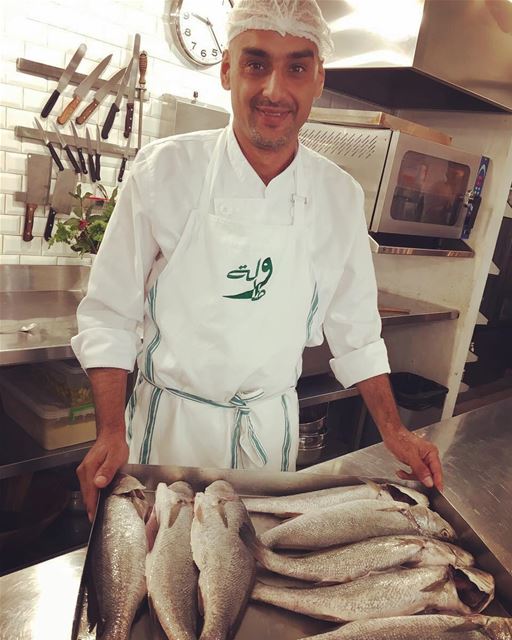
[221,30,325,154]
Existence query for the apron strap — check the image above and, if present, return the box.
[140,372,276,469]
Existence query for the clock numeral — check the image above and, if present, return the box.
[201,49,207,58]
[212,49,219,57]
[191,41,197,49]
[184,28,191,37]
[183,11,190,19]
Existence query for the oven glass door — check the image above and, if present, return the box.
[391,151,470,227]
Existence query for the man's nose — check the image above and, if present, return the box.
[261,69,287,102]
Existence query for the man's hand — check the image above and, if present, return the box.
[77,432,129,521]
[383,429,444,492]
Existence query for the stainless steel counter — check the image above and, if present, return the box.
[0,266,458,367]
[0,265,89,366]
[1,397,511,638]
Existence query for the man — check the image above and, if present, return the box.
[72,0,443,520]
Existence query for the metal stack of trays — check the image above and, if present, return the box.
[297,404,328,466]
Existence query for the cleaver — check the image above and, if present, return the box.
[23,154,52,242]
[44,169,78,241]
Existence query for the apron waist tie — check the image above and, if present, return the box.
[140,373,290,469]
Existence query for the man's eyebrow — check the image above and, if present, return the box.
[288,49,315,59]
[240,47,315,60]
[241,47,269,58]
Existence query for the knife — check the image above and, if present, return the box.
[85,127,96,182]
[101,58,133,140]
[23,154,52,242]
[118,132,131,182]
[57,54,112,125]
[124,34,140,138]
[44,169,78,241]
[75,67,126,125]
[41,43,87,118]
[95,125,102,181]
[34,117,64,172]
[71,121,87,175]
[52,124,81,174]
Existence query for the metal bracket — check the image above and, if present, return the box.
[15,126,137,159]
[16,58,150,101]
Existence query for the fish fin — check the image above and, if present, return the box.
[279,512,304,519]
[145,505,159,552]
[377,505,407,513]
[131,493,149,521]
[195,504,204,524]
[198,585,205,617]
[239,522,263,557]
[445,619,486,633]
[421,573,449,592]
[167,501,183,528]
[217,500,229,528]
[362,478,382,492]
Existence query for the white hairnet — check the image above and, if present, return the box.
[226,0,334,61]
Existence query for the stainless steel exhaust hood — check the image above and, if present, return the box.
[319,0,512,113]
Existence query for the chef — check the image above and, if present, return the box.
[72,0,443,519]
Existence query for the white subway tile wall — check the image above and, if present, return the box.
[0,0,231,263]
[1,2,373,265]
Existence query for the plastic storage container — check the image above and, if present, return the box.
[32,359,92,407]
[0,369,96,450]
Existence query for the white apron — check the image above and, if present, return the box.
[127,128,318,470]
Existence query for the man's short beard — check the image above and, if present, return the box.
[249,126,293,151]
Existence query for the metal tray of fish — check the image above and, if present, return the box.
[71,464,512,639]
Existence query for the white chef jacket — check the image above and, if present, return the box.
[71,124,390,390]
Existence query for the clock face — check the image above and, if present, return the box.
[171,0,232,67]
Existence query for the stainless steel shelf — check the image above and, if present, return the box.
[297,374,359,408]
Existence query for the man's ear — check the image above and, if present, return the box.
[220,49,231,90]
[314,63,325,99]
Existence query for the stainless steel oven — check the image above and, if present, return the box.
[300,120,482,240]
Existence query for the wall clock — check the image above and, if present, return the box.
[170,0,232,67]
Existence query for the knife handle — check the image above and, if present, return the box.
[102,103,119,140]
[44,207,57,241]
[41,89,60,119]
[23,203,37,242]
[58,96,80,125]
[88,154,96,182]
[76,100,99,125]
[65,146,81,174]
[48,143,65,172]
[139,51,147,86]
[118,157,127,182]
[95,153,101,181]
[124,103,134,138]
[77,148,88,174]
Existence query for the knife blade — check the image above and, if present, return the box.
[75,67,126,125]
[34,117,64,172]
[70,121,87,175]
[41,43,87,118]
[118,132,131,182]
[57,54,112,125]
[52,124,81,174]
[85,127,96,183]
[44,169,78,241]
[101,58,133,140]
[95,125,102,181]
[124,34,140,138]
[23,154,52,242]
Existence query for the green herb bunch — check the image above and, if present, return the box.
[48,184,118,256]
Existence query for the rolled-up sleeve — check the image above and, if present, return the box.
[323,181,390,388]
[71,152,159,371]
